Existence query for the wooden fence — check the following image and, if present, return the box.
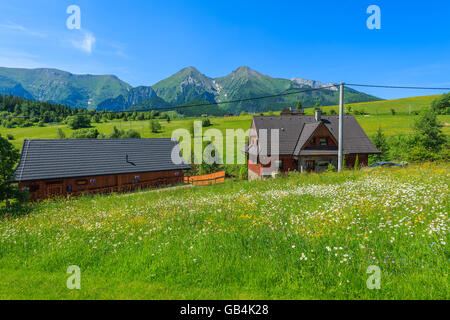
[184,171,226,186]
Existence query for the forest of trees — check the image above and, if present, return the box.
[0,93,181,129]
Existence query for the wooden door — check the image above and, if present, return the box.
[47,183,63,197]
[305,160,315,173]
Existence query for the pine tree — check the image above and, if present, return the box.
[57,128,66,139]
[413,109,445,153]
[372,127,390,161]
[354,155,360,170]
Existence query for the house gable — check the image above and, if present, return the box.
[303,122,338,149]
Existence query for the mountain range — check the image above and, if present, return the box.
[0,66,381,114]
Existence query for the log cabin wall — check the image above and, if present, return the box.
[345,154,369,168]
[19,169,185,201]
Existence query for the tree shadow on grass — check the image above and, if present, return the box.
[0,203,36,220]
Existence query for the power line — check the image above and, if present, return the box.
[0,85,337,119]
[346,83,450,90]
[1,82,449,120]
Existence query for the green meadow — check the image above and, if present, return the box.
[1,112,449,151]
[0,164,448,299]
[305,94,443,115]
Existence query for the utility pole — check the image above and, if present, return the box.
[338,82,345,172]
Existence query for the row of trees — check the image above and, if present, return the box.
[57,127,142,140]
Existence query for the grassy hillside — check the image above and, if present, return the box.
[304,95,443,116]
[0,164,448,299]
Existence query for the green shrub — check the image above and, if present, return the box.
[66,115,91,130]
[202,118,212,127]
[104,126,141,139]
[122,129,141,139]
[239,165,248,180]
[70,128,100,139]
[407,144,440,162]
[150,119,162,133]
[56,128,66,139]
[431,92,450,115]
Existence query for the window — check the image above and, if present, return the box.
[310,138,316,145]
[275,160,283,170]
[320,138,327,146]
[318,162,330,168]
[90,179,96,183]
[76,179,88,186]
[29,185,40,192]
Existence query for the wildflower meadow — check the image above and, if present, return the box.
[0,164,448,299]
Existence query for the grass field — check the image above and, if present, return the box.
[0,164,448,299]
[304,94,442,115]
[1,94,449,151]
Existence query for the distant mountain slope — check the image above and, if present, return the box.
[0,65,380,113]
[0,67,131,109]
[0,75,34,100]
[97,86,166,111]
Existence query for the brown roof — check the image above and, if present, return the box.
[251,115,380,156]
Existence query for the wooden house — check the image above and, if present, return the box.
[244,110,380,180]
[13,138,190,200]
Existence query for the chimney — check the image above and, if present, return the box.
[315,109,322,122]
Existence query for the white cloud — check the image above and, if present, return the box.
[71,29,96,54]
[0,22,46,38]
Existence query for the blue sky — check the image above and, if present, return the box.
[0,0,449,99]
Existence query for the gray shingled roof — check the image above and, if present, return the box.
[252,115,380,156]
[14,139,190,182]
